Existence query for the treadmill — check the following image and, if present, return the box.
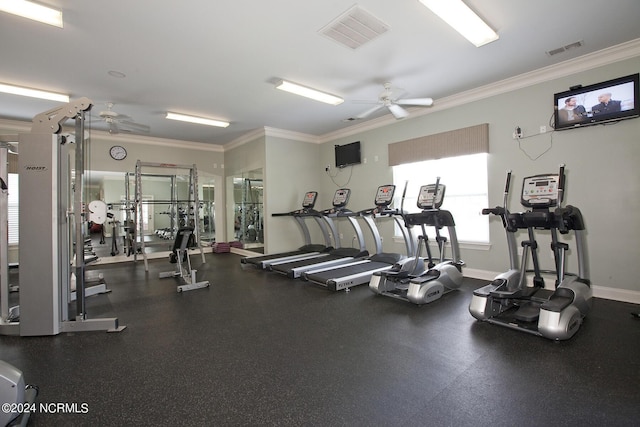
[269,188,369,279]
[241,191,333,269]
[303,184,415,292]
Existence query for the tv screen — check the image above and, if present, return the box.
[335,141,361,168]
[554,73,639,130]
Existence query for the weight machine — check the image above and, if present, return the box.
[159,227,210,292]
[131,160,206,271]
[0,97,124,336]
[0,138,15,333]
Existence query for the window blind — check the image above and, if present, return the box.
[388,123,489,166]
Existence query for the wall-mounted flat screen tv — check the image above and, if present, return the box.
[554,73,639,130]
[335,141,361,168]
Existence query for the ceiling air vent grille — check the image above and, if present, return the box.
[319,5,390,49]
[546,40,584,56]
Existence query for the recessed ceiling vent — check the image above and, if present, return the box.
[546,40,584,56]
[319,5,390,49]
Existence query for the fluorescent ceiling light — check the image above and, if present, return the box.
[0,0,63,28]
[0,82,69,102]
[418,0,498,47]
[276,80,344,105]
[166,112,230,128]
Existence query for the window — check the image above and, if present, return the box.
[392,153,489,243]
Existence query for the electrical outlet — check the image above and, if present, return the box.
[540,125,547,133]
[512,126,523,139]
[339,233,344,239]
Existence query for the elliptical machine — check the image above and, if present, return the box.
[0,360,38,427]
[369,179,465,305]
[469,165,592,340]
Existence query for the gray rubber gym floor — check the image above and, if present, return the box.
[1,253,639,426]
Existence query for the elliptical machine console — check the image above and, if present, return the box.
[521,174,560,206]
[369,179,464,305]
[417,182,445,209]
[469,165,592,340]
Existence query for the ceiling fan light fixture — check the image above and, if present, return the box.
[418,0,498,47]
[0,82,69,102]
[0,0,63,28]
[166,112,230,128]
[275,80,344,106]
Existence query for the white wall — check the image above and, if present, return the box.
[264,135,321,254]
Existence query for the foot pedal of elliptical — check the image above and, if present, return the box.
[513,302,540,322]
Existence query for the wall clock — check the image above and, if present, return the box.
[109,145,127,160]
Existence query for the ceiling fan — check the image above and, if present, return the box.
[94,102,150,134]
[349,82,434,120]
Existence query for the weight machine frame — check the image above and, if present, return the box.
[1,97,124,336]
[131,160,206,271]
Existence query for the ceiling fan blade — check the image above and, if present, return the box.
[395,97,434,106]
[351,100,382,105]
[388,104,409,119]
[356,104,386,119]
[119,120,150,133]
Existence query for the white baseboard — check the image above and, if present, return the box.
[93,246,213,265]
[590,285,640,304]
[230,247,260,257]
[464,268,640,304]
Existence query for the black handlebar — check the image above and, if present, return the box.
[482,207,505,216]
[433,176,441,206]
[558,164,566,192]
[504,170,512,194]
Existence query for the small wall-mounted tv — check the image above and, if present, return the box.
[554,73,639,130]
[335,141,361,168]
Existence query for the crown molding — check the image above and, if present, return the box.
[93,130,224,152]
[263,126,321,144]
[318,37,640,143]
[319,114,398,143]
[223,127,267,151]
[0,118,33,134]
[223,127,322,151]
[0,117,225,152]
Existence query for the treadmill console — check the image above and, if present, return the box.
[302,191,318,209]
[417,184,445,210]
[332,188,351,208]
[374,185,396,207]
[521,174,560,208]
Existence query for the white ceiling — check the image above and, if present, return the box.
[1,1,640,146]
